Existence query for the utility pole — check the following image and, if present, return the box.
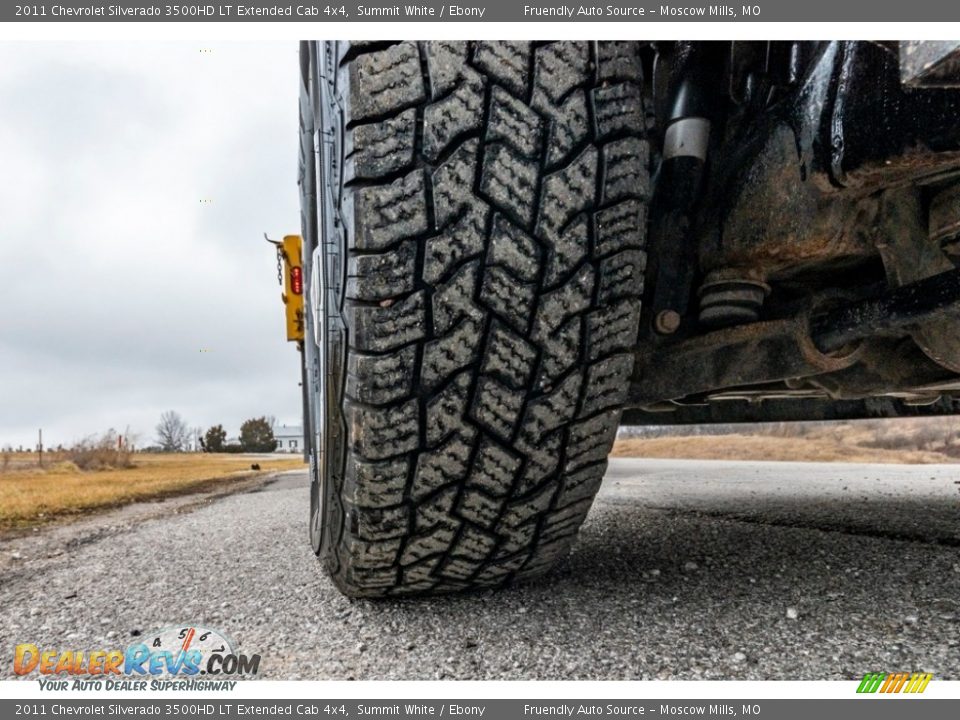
[38,428,43,468]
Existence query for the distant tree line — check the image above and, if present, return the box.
[154,412,277,453]
[200,417,277,453]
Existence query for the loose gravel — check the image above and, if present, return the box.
[1,459,957,680]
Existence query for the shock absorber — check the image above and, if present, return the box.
[647,42,719,338]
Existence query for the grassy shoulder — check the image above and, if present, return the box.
[612,434,957,464]
[0,453,305,532]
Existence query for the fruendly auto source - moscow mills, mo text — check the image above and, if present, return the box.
[523,5,749,17]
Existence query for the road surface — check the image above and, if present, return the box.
[1,458,958,680]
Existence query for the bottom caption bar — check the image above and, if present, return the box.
[5,700,959,720]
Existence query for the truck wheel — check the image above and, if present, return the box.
[308,41,649,596]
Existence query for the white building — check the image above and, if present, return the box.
[274,424,304,453]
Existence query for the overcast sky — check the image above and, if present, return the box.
[0,42,304,448]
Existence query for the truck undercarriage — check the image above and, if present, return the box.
[627,41,960,424]
[293,40,960,596]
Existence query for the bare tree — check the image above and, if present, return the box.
[121,425,140,452]
[155,411,190,452]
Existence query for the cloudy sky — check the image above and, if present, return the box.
[0,42,304,448]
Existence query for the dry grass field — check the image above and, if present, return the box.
[612,435,955,463]
[614,417,960,464]
[3,416,956,532]
[0,452,304,531]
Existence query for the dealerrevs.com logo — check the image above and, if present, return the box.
[14,625,260,691]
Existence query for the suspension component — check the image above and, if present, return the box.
[643,42,723,341]
[811,267,960,353]
[698,269,771,328]
[930,184,960,245]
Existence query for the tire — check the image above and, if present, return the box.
[306,41,649,597]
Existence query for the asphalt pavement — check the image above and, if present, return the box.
[1,458,958,680]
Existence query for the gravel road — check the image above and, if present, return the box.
[1,459,958,680]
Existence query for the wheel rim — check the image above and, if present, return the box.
[308,241,327,555]
[307,41,344,559]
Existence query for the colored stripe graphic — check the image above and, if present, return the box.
[857,672,932,693]
[906,673,933,693]
[857,673,886,693]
